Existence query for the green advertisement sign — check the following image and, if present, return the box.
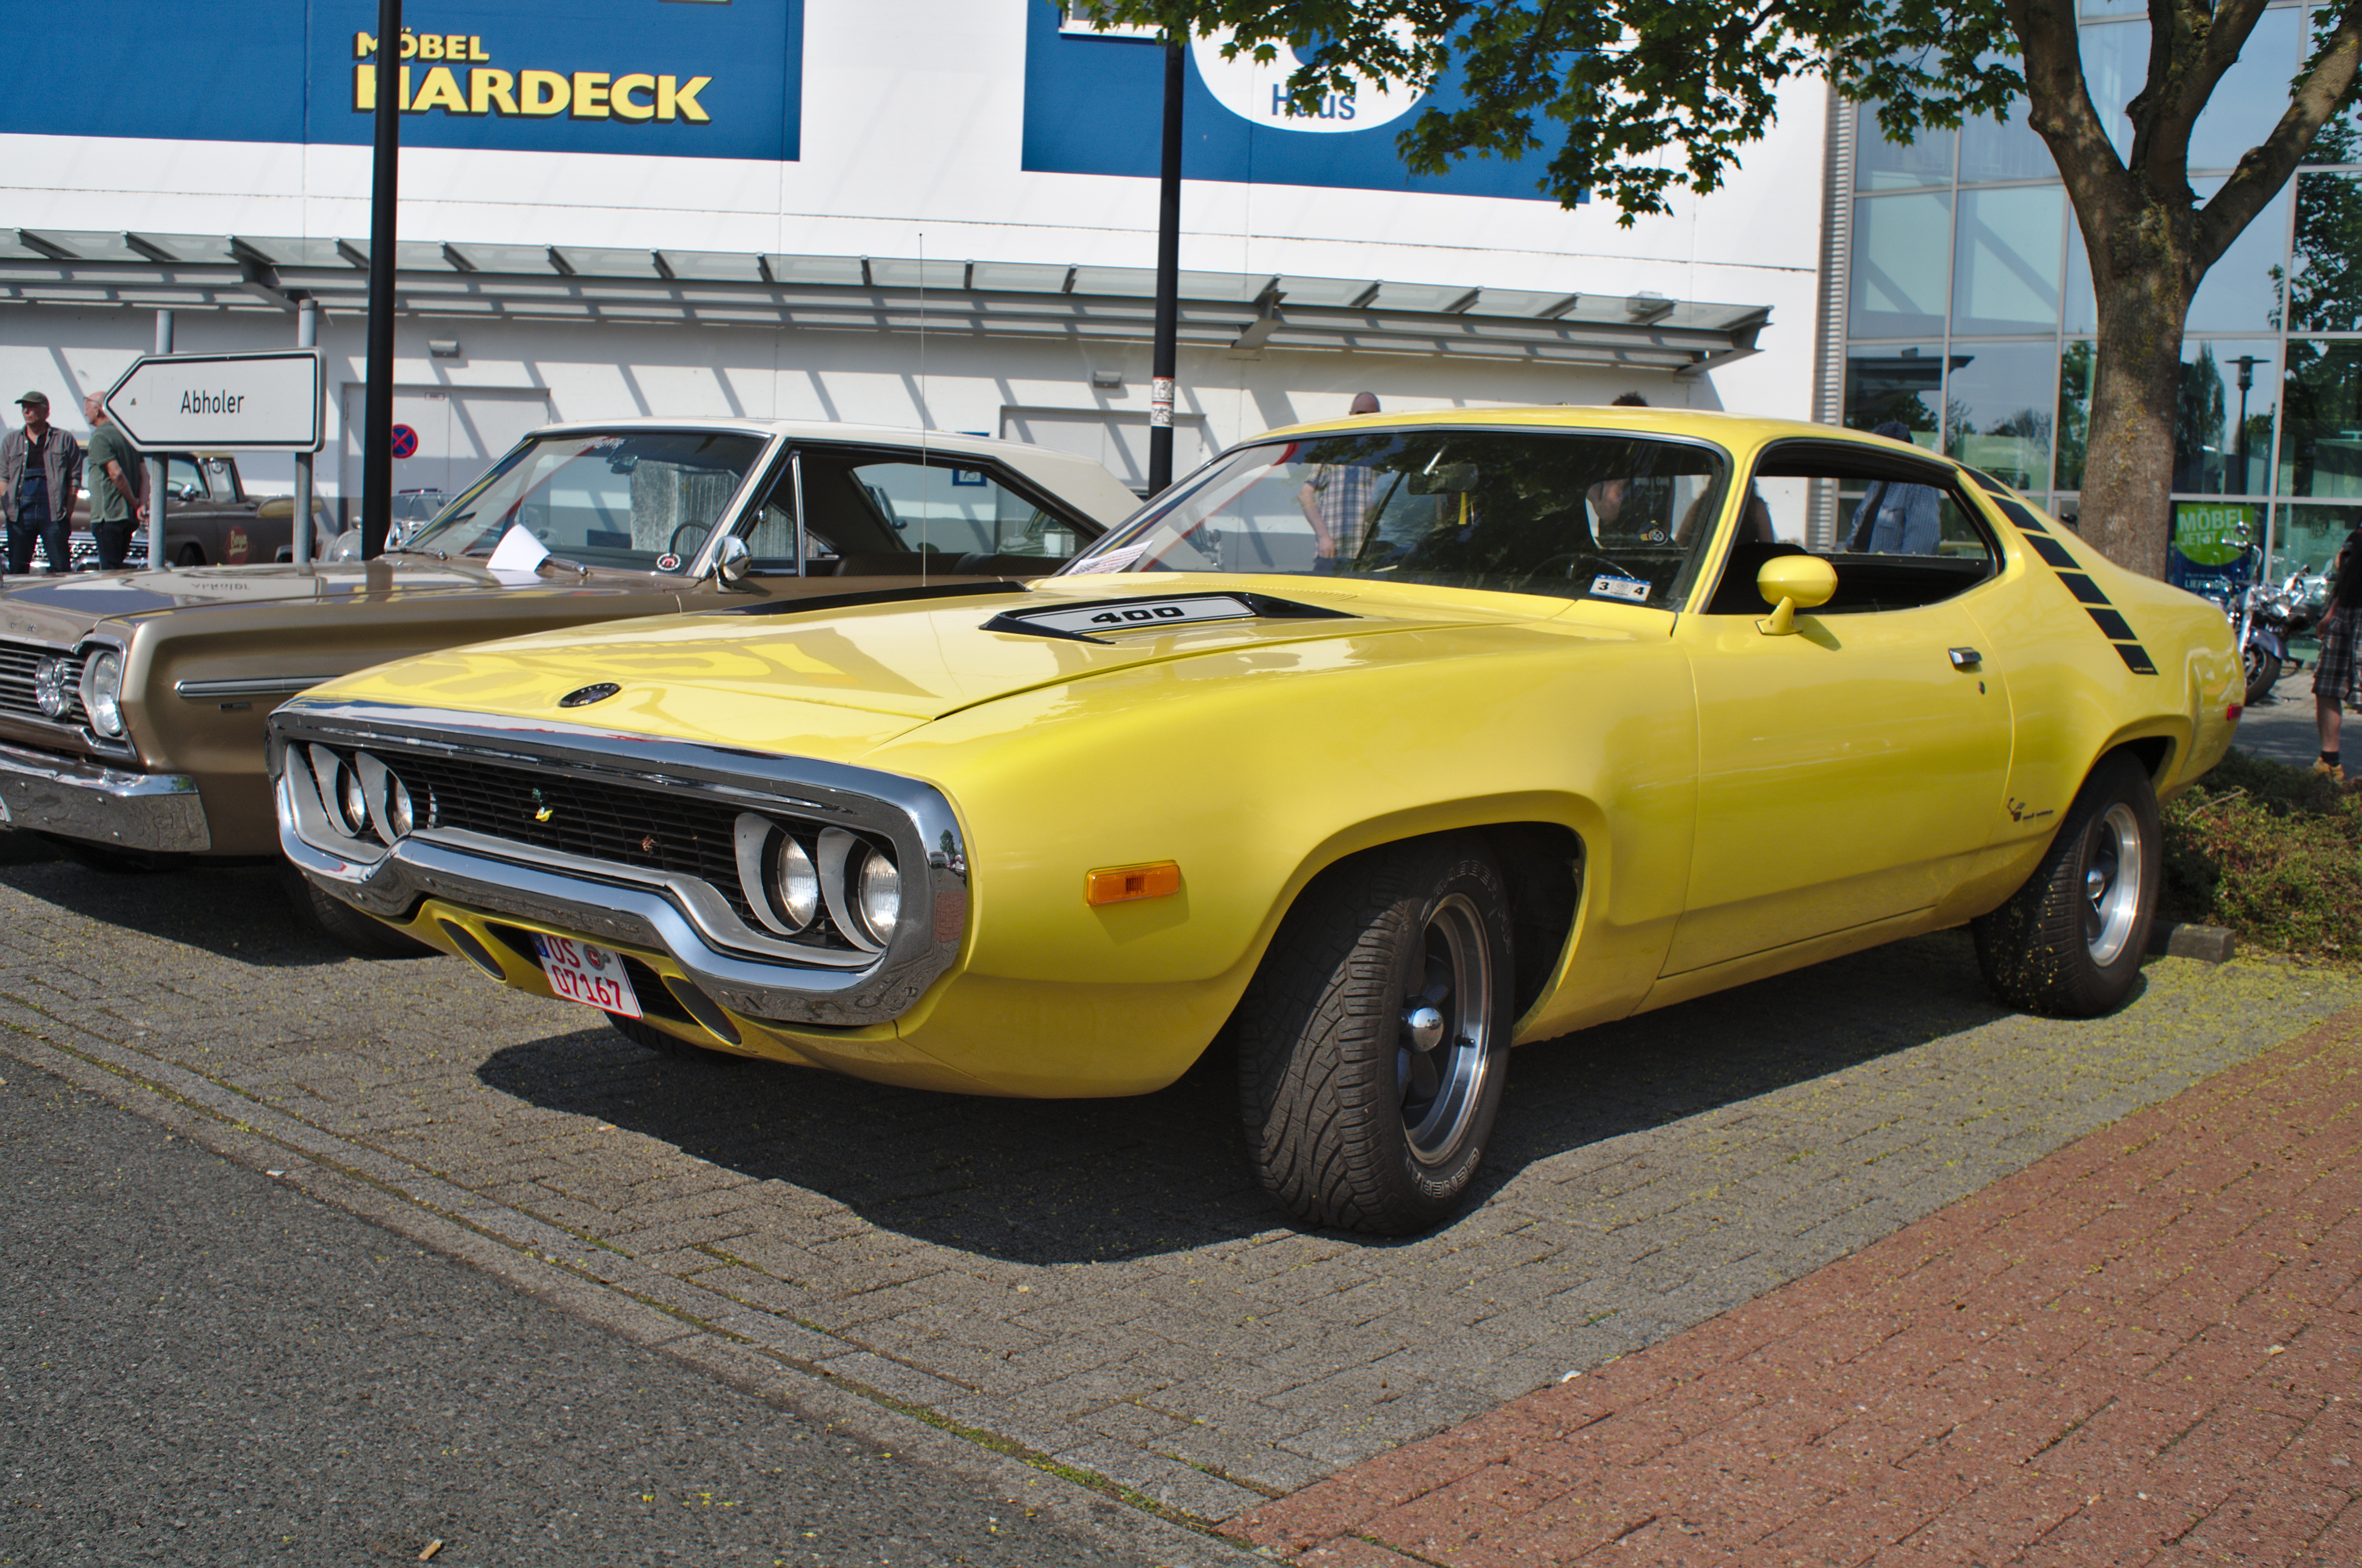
[2173,502,2254,568]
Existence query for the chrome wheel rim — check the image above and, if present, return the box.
[1395,893,1495,1166]
[2082,802,2144,967]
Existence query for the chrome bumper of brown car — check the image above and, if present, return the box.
[0,737,209,853]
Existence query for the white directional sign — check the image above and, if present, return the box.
[103,349,324,454]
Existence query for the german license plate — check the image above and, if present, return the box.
[533,933,642,1019]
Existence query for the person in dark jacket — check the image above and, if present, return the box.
[2314,525,2362,779]
[1,392,83,575]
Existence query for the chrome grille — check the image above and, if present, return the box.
[379,750,765,927]
[0,643,88,728]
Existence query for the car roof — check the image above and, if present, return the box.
[1245,406,1948,464]
[518,416,1142,527]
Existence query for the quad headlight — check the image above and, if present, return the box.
[78,648,125,737]
[737,816,902,951]
[32,656,72,721]
[299,743,428,847]
[852,844,901,945]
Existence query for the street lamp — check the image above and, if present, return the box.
[2232,354,2259,493]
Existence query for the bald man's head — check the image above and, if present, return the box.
[1349,392,1381,415]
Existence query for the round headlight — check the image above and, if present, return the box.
[385,774,414,838]
[78,649,125,738]
[33,656,71,720]
[336,760,370,836]
[772,834,820,930]
[854,846,901,944]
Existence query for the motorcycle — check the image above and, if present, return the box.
[2232,562,2335,705]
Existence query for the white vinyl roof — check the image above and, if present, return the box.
[0,229,1769,377]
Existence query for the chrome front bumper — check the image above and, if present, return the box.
[0,736,208,853]
[269,698,969,1029]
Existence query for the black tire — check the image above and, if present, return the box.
[280,866,437,958]
[173,543,203,568]
[1972,752,2161,1017]
[1234,837,1514,1235]
[2244,645,2283,706]
[606,1010,745,1065]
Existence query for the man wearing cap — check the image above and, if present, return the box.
[82,394,145,571]
[1,392,83,575]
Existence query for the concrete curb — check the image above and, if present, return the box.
[2147,920,2238,963]
[0,1014,1267,1567]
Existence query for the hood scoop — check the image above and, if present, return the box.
[982,590,1354,645]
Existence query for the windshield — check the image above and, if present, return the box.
[402,430,769,571]
[1065,428,1730,609]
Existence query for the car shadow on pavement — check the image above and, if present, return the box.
[477,930,2025,1265]
[0,852,364,969]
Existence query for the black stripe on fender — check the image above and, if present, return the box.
[2087,606,2137,641]
[2115,643,2159,675]
[1994,498,2050,533]
[2056,570,2110,605]
[1968,468,2012,495]
[2024,534,2080,568]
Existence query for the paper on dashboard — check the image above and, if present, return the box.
[487,523,552,583]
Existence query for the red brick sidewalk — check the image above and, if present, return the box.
[1232,1004,2362,1567]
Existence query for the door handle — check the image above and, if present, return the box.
[1948,647,1982,669]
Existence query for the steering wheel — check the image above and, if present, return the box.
[669,521,711,558]
[1532,550,1648,588]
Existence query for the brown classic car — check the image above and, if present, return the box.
[49,452,305,571]
[0,418,1137,947]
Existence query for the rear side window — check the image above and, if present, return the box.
[1699,440,1999,615]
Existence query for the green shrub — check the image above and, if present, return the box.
[2162,748,2362,961]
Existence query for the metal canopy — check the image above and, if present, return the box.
[0,229,1769,376]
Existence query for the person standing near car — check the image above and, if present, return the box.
[81,394,145,571]
[1297,391,1384,572]
[1,392,82,576]
[2312,523,2362,779]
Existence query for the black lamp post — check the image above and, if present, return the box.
[360,0,402,560]
[1148,39,1183,496]
[2232,354,2259,495]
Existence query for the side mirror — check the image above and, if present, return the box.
[1756,554,1838,636]
[712,534,752,585]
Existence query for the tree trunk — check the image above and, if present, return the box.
[2072,206,2196,575]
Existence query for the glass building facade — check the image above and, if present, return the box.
[1840,0,2362,588]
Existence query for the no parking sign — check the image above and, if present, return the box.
[389,423,419,460]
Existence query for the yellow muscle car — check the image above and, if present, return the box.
[269,408,2241,1233]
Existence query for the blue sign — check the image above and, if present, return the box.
[5,0,803,163]
[1022,9,1560,201]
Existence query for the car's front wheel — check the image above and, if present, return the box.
[1972,751,2161,1017]
[280,867,437,958]
[1234,838,1513,1235]
[606,1011,746,1065]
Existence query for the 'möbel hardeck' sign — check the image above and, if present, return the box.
[103,351,324,454]
[352,29,713,124]
[1,1,802,163]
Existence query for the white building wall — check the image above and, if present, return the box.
[0,0,1832,506]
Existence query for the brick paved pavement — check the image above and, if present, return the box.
[1,849,2358,1534]
[1234,1004,2362,1566]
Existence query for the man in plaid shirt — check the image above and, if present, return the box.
[1298,392,1383,572]
[2314,524,2361,781]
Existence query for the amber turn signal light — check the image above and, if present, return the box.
[1086,861,1181,906]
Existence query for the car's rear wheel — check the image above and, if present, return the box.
[606,1010,746,1065]
[1972,751,2160,1017]
[279,866,437,958]
[1234,837,1513,1235]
